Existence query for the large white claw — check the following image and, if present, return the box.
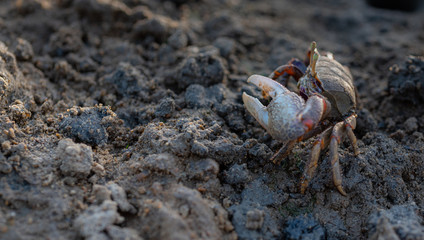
[247,74,288,98]
[242,92,269,130]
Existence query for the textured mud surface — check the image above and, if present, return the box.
[0,0,423,239]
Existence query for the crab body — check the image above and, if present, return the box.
[313,56,356,118]
[243,42,359,195]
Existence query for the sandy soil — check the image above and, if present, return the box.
[0,0,423,239]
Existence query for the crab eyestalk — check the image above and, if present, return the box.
[309,41,317,64]
[310,51,319,77]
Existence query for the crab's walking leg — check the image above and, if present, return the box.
[344,114,359,156]
[271,140,296,164]
[269,41,317,84]
[266,59,306,98]
[268,62,305,82]
[301,121,330,141]
[329,121,347,196]
[300,127,332,194]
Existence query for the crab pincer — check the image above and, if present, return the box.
[243,74,330,145]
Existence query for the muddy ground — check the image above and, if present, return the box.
[0,0,423,239]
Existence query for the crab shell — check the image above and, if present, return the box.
[314,55,356,118]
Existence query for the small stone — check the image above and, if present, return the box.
[6,128,15,139]
[9,100,31,123]
[168,29,188,49]
[57,138,93,179]
[245,209,265,230]
[154,98,175,119]
[92,185,112,204]
[63,176,77,186]
[151,182,163,195]
[179,204,190,218]
[1,141,11,151]
[41,173,54,186]
[223,163,251,185]
[404,117,418,133]
[107,182,137,214]
[92,162,106,176]
[13,38,34,61]
[389,129,405,141]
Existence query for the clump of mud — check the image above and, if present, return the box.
[389,56,424,104]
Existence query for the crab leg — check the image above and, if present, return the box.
[344,114,359,156]
[329,121,347,196]
[301,121,331,141]
[268,62,305,82]
[269,42,316,84]
[271,140,296,164]
[300,127,332,194]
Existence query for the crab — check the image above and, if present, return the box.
[242,42,359,195]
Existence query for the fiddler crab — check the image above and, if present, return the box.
[243,42,358,195]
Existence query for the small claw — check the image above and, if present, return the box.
[247,75,288,98]
[242,92,269,130]
[336,185,347,196]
